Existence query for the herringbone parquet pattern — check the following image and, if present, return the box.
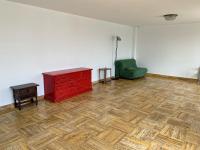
[1,77,200,150]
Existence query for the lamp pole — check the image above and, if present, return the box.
[115,38,118,61]
[112,36,122,80]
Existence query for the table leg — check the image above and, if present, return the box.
[18,100,21,110]
[35,87,38,106]
[104,69,107,83]
[14,99,17,108]
[99,69,100,83]
[35,97,38,106]
[110,69,112,80]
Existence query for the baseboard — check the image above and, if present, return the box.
[92,81,99,85]
[0,95,44,111]
[99,77,114,83]
[146,73,198,82]
[38,95,44,100]
[0,103,14,110]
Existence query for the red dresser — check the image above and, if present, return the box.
[42,68,92,102]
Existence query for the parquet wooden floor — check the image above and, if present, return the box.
[1,76,200,150]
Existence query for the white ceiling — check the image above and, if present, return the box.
[8,0,200,26]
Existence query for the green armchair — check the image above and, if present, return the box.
[115,59,147,79]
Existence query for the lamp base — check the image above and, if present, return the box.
[111,76,120,80]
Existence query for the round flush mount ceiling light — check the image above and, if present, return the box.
[163,14,178,21]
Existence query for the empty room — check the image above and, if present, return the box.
[1,0,200,149]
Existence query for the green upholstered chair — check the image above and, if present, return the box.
[115,59,147,79]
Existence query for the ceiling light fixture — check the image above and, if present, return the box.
[163,14,178,21]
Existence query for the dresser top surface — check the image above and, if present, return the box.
[43,67,92,76]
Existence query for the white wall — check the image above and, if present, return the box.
[0,1,134,106]
[137,23,200,79]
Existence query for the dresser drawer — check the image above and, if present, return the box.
[81,71,91,80]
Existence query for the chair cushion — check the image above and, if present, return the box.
[133,68,148,78]
[124,67,136,71]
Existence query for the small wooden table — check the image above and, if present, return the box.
[10,83,39,110]
[99,68,112,83]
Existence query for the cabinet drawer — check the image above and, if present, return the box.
[15,87,36,100]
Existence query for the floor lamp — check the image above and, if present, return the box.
[112,36,122,80]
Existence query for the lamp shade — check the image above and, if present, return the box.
[116,36,122,41]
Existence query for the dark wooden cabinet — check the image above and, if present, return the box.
[10,83,39,110]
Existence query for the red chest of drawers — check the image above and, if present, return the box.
[42,68,92,102]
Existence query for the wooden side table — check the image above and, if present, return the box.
[99,68,112,83]
[10,83,39,110]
